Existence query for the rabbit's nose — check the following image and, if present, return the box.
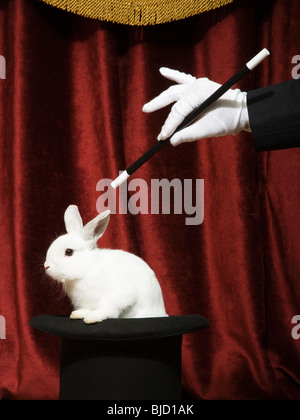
[44,262,50,271]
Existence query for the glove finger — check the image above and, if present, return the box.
[170,124,204,146]
[143,85,184,113]
[170,113,230,146]
[159,67,196,85]
[158,97,195,140]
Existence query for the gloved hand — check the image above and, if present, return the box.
[143,67,251,146]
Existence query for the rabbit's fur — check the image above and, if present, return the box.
[44,205,168,324]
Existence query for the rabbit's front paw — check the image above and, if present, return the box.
[83,310,109,324]
[70,309,91,320]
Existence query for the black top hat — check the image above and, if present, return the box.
[30,314,209,400]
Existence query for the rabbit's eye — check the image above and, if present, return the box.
[65,248,74,257]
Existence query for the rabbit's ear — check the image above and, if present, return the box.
[83,210,110,242]
[64,205,84,234]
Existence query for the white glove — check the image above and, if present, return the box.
[143,67,251,146]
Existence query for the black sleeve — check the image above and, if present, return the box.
[247,79,300,151]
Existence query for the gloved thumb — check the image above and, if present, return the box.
[169,113,229,146]
[170,124,206,146]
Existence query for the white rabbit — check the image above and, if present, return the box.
[44,205,168,324]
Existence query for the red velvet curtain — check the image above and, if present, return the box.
[1,0,300,400]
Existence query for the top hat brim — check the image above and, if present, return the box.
[30,314,209,342]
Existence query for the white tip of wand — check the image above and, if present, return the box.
[111,170,130,189]
[246,48,270,71]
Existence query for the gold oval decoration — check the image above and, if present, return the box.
[37,0,234,26]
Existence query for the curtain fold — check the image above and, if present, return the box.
[0,0,300,400]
